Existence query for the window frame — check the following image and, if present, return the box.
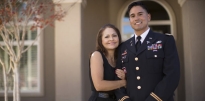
[0,21,44,97]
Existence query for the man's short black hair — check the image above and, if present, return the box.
[127,1,149,16]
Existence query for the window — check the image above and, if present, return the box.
[121,1,173,41]
[0,24,43,96]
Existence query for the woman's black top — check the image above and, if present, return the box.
[88,51,116,101]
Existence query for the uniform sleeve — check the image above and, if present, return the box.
[115,45,132,101]
[145,35,180,101]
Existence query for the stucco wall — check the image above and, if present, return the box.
[165,0,185,101]
[182,0,205,101]
[81,0,109,100]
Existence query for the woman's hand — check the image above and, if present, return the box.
[116,69,126,80]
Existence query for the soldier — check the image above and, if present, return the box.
[115,1,180,101]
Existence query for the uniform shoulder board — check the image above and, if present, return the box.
[165,33,172,36]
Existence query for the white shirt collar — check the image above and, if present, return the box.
[135,28,150,44]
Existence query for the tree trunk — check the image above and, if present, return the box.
[2,66,8,101]
[13,73,16,101]
[0,60,8,101]
[13,62,21,101]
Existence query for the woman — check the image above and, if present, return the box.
[88,24,125,101]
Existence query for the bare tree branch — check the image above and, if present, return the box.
[1,27,16,59]
[0,0,73,101]
[8,58,14,74]
[22,23,48,53]
[0,44,9,54]
[20,0,39,52]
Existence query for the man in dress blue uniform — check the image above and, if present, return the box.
[115,1,180,101]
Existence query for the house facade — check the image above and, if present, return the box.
[0,0,205,101]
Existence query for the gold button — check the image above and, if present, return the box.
[137,76,140,80]
[136,67,139,70]
[137,86,141,89]
[135,57,138,61]
[154,55,157,57]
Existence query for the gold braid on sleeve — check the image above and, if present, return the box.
[150,92,162,101]
[118,96,129,101]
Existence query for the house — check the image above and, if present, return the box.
[0,0,205,101]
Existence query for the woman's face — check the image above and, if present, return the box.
[101,27,119,50]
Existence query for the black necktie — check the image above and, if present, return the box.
[135,36,141,52]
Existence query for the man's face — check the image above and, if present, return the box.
[129,6,151,33]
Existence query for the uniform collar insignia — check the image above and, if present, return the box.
[130,40,133,46]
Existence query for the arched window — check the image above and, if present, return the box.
[120,0,176,41]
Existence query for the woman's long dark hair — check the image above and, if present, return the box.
[95,24,122,60]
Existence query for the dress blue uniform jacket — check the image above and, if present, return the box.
[115,30,180,101]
